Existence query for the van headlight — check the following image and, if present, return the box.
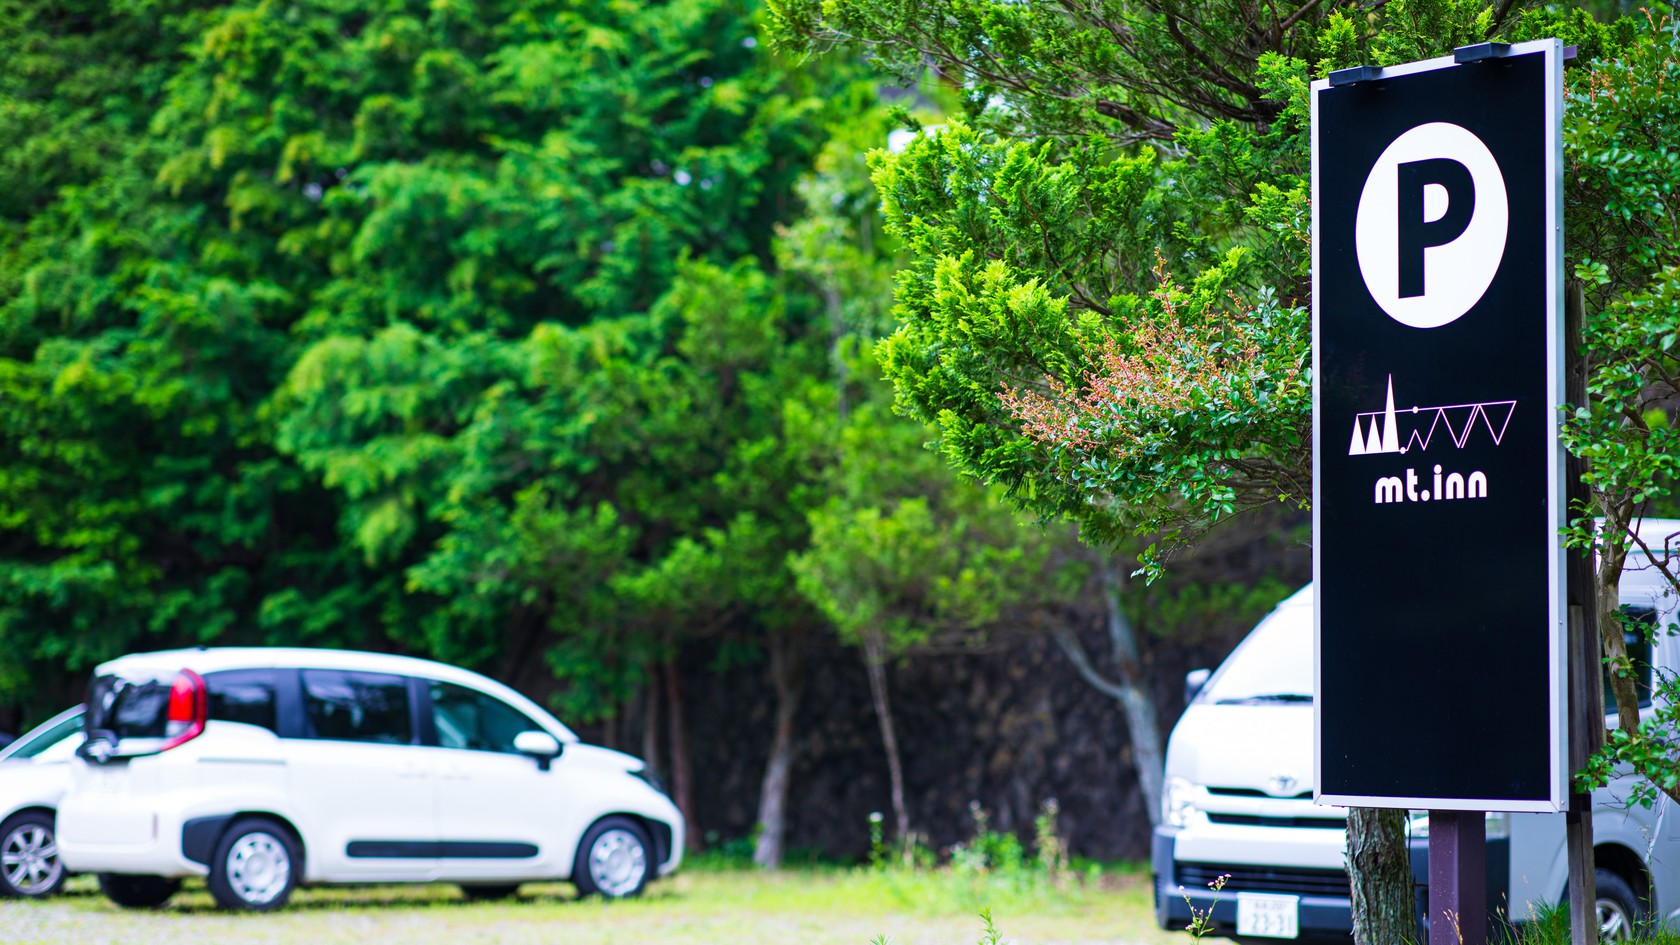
[1164,777,1200,828]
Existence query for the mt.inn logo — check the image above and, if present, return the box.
[1351,376,1511,505]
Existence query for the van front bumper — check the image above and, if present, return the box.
[1152,825,1508,942]
[1153,826,1358,942]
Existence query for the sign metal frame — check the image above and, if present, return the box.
[1310,39,1566,814]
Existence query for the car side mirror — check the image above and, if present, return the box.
[1184,668,1211,706]
[513,731,562,771]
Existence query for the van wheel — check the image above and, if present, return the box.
[1595,868,1645,942]
[0,810,66,898]
[207,817,299,911]
[97,873,180,908]
[460,883,521,901]
[573,816,651,899]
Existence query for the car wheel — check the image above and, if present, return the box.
[97,873,181,908]
[207,817,299,911]
[573,816,652,899]
[1595,868,1646,942]
[0,811,66,898]
[460,883,521,901]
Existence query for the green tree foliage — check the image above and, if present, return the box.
[1563,11,1680,808]
[768,0,1619,569]
[0,0,337,705]
[776,98,1087,847]
[0,0,858,728]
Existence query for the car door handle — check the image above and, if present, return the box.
[397,763,428,780]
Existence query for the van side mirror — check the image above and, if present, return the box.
[1184,668,1211,706]
[513,731,562,771]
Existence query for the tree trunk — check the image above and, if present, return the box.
[754,627,807,869]
[662,661,699,851]
[862,633,909,845]
[1596,529,1640,734]
[826,284,850,427]
[1050,559,1166,824]
[601,703,619,751]
[1347,807,1416,945]
[641,679,662,777]
[1099,559,1165,825]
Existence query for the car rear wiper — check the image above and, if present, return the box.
[1215,694,1314,704]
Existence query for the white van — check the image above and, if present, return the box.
[58,647,683,911]
[1153,521,1680,942]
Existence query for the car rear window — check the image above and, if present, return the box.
[301,669,412,744]
[85,673,173,741]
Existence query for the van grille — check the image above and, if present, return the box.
[1206,814,1345,829]
[1175,862,1351,897]
[1206,787,1314,799]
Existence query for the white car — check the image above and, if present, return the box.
[0,706,84,899]
[57,648,683,911]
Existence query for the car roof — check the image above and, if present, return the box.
[93,647,577,742]
[97,646,466,678]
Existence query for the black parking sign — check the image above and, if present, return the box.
[1311,41,1565,812]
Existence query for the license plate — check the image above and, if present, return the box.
[1237,892,1300,939]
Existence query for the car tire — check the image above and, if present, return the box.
[572,816,652,899]
[206,817,300,911]
[460,883,522,901]
[1595,868,1646,942]
[0,810,66,899]
[97,873,181,909]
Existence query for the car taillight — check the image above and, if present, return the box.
[160,669,207,750]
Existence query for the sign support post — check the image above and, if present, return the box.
[1564,282,1602,945]
[1428,811,1486,945]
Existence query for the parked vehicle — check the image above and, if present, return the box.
[1154,519,1680,942]
[58,648,682,911]
[0,706,85,898]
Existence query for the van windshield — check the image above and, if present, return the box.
[1201,603,1315,704]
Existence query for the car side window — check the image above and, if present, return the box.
[205,669,279,733]
[429,681,542,754]
[301,669,412,744]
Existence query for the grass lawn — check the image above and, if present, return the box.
[0,863,1184,945]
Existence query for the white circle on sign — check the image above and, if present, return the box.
[1354,122,1508,329]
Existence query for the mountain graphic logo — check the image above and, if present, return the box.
[1348,375,1515,457]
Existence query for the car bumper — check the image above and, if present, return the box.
[1153,826,1358,941]
[58,793,207,878]
[1153,825,1509,941]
